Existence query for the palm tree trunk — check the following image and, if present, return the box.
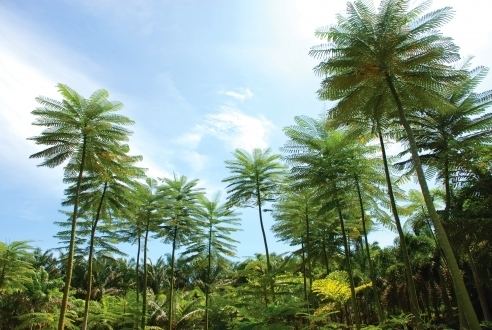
[205,222,212,330]
[376,124,422,324]
[255,183,274,303]
[136,232,141,304]
[354,177,385,322]
[82,182,108,330]
[304,205,312,292]
[469,253,491,321]
[58,136,87,330]
[444,156,452,222]
[168,225,178,330]
[301,241,309,311]
[141,213,150,330]
[386,74,481,330]
[335,197,361,330]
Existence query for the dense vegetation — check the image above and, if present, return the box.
[1,0,491,329]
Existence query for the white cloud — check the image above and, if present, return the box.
[219,87,254,102]
[140,157,173,179]
[200,105,274,151]
[173,105,274,174]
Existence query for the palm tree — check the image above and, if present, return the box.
[310,1,480,327]
[183,193,240,330]
[396,63,492,222]
[272,186,316,311]
[325,78,423,322]
[284,117,372,329]
[73,151,144,330]
[0,241,34,293]
[158,175,203,330]
[353,176,386,322]
[223,148,284,303]
[119,185,151,306]
[29,84,133,329]
[131,178,161,329]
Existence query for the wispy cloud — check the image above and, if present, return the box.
[219,87,254,102]
[202,106,273,150]
[178,105,274,152]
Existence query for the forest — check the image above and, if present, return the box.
[1,0,491,329]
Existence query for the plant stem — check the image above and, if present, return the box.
[354,177,385,322]
[335,195,361,330]
[168,225,178,330]
[255,179,274,303]
[376,123,422,325]
[386,74,481,330]
[141,212,150,330]
[58,136,87,330]
[82,181,108,330]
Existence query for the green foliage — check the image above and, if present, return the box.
[15,310,78,330]
[0,241,35,293]
[13,2,492,330]
[223,148,284,208]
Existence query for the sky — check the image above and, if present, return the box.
[1,0,491,261]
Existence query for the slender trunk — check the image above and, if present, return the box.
[469,253,491,321]
[354,177,385,322]
[301,242,309,310]
[335,197,361,330]
[168,226,178,330]
[444,156,452,222]
[135,231,141,329]
[457,298,468,330]
[386,74,481,330]
[443,152,467,327]
[376,124,422,323]
[82,182,108,330]
[443,153,469,328]
[304,205,312,292]
[136,232,141,303]
[141,213,150,330]
[58,136,87,330]
[205,222,212,330]
[255,181,274,302]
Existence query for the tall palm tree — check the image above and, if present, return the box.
[284,117,377,329]
[133,178,161,330]
[353,176,386,322]
[397,63,492,221]
[310,1,480,327]
[158,175,203,330]
[223,148,284,303]
[325,73,422,321]
[183,193,240,330]
[272,186,316,311]
[29,84,133,329]
[72,151,144,330]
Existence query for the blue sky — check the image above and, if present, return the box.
[1,0,491,260]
